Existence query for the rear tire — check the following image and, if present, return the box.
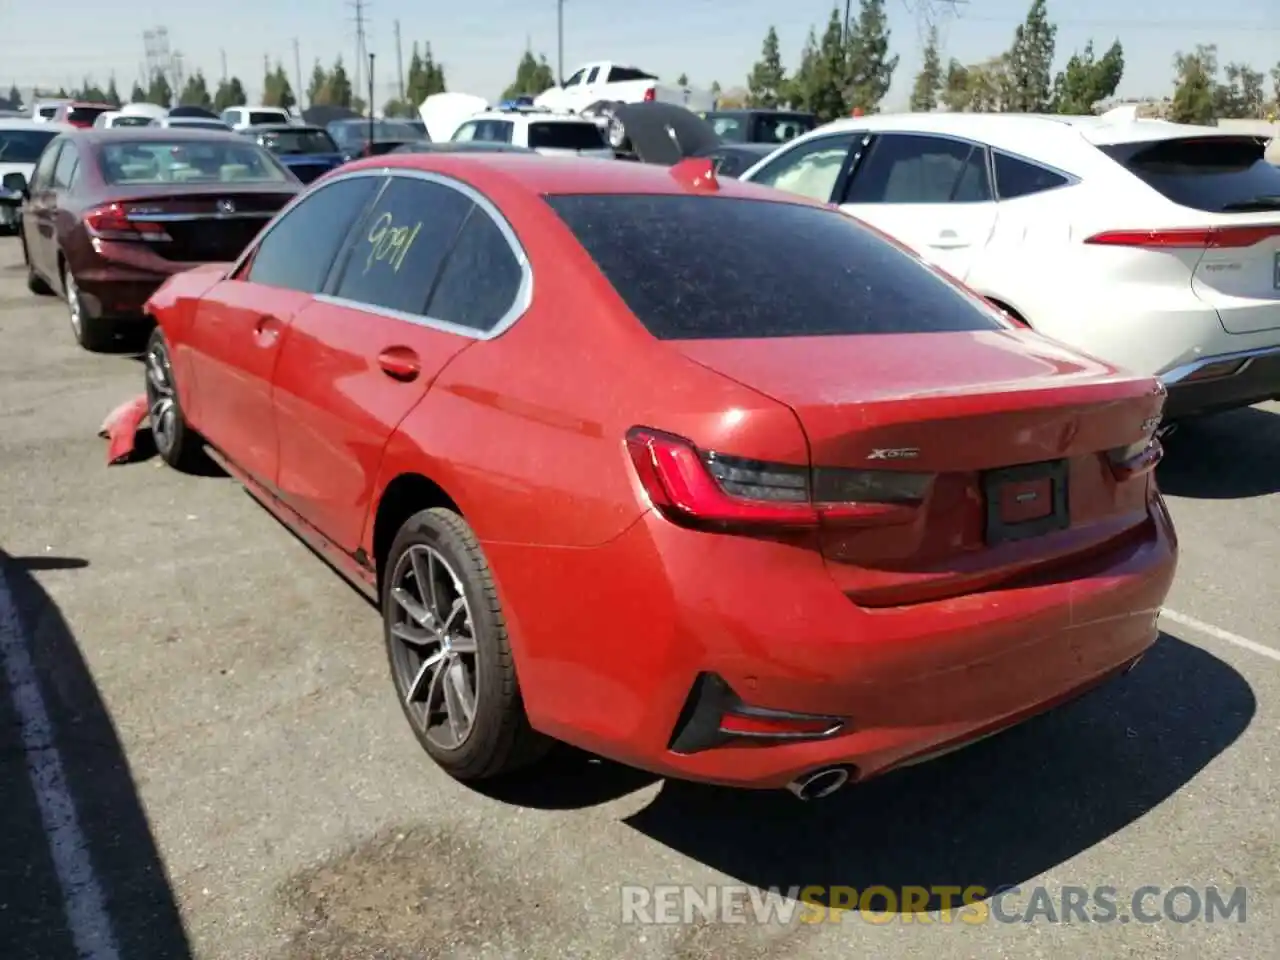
[144,328,209,472]
[63,263,113,351]
[382,507,551,781]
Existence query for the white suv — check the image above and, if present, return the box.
[451,108,615,159]
[220,106,293,130]
[739,112,1280,421]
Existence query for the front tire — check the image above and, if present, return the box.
[144,328,208,471]
[22,236,52,295]
[383,507,550,781]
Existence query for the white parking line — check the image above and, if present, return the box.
[1161,608,1280,664]
[0,564,120,960]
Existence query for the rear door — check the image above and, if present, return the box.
[837,132,999,282]
[21,138,63,280]
[272,174,526,551]
[180,174,382,486]
[1097,135,1280,335]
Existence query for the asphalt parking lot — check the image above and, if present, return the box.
[0,235,1276,960]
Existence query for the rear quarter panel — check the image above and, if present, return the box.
[145,265,230,405]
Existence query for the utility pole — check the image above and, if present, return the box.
[220,49,227,83]
[556,0,565,84]
[368,52,376,133]
[843,0,851,42]
[394,19,404,101]
[292,38,303,107]
[348,0,369,108]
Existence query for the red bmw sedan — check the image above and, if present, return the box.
[141,152,1177,798]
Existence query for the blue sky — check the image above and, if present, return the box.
[6,0,1279,107]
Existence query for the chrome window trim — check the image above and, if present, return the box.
[125,210,275,222]
[228,165,533,342]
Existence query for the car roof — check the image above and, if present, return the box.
[809,111,1233,153]
[251,123,325,133]
[70,126,246,145]
[0,118,70,131]
[339,152,832,203]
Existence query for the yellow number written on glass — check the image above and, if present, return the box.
[364,211,422,274]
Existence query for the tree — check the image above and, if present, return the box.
[4,84,20,111]
[105,77,121,107]
[404,43,447,105]
[77,78,106,102]
[306,61,329,106]
[710,80,721,96]
[1003,0,1056,112]
[146,71,172,107]
[327,57,354,109]
[909,23,942,111]
[844,0,898,114]
[129,81,146,104]
[806,7,850,121]
[501,47,556,99]
[785,28,821,112]
[1272,63,1280,112]
[213,77,247,112]
[747,26,787,108]
[1051,39,1124,115]
[1217,63,1265,119]
[1170,45,1218,125]
[942,56,1010,112]
[179,71,212,109]
[676,72,689,86]
[262,63,296,110]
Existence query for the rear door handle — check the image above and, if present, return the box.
[377,346,420,381]
[930,229,968,249]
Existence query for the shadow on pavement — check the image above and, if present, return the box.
[618,633,1253,914]
[1158,406,1280,499]
[0,550,192,959]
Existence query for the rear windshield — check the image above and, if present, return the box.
[249,111,290,126]
[68,106,111,125]
[36,105,58,119]
[528,122,605,150]
[260,128,337,154]
[0,128,59,163]
[546,194,1005,339]
[111,115,153,127]
[1099,136,1280,213]
[98,140,288,185]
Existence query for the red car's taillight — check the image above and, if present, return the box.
[625,427,930,530]
[643,86,656,102]
[83,202,171,242]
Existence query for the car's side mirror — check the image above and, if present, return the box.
[2,172,28,196]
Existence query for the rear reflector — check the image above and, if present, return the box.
[1085,225,1280,249]
[643,86,656,102]
[625,427,930,530]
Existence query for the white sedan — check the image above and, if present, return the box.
[739,112,1280,421]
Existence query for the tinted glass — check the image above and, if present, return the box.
[29,141,62,188]
[846,134,991,204]
[99,139,288,185]
[249,111,289,125]
[426,208,524,331]
[247,176,380,293]
[747,134,854,202]
[332,177,474,314]
[547,194,1005,340]
[112,115,152,127]
[707,116,746,142]
[261,128,338,154]
[527,122,605,150]
[753,114,816,145]
[52,144,79,188]
[607,67,656,82]
[993,151,1069,199]
[67,106,110,125]
[0,128,59,163]
[1098,137,1280,213]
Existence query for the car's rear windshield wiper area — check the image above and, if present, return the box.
[1219,195,1280,212]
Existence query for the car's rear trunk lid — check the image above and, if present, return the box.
[113,187,297,262]
[674,330,1166,605]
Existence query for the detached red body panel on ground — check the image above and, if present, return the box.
[100,394,148,465]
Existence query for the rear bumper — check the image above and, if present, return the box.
[1160,344,1280,419]
[75,242,215,319]
[489,493,1178,790]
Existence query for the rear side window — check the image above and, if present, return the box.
[68,106,109,125]
[994,152,1070,199]
[426,209,525,331]
[546,194,1005,340]
[527,122,605,150]
[250,111,288,126]
[607,66,657,82]
[332,177,474,315]
[1099,137,1280,213]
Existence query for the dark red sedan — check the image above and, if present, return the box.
[20,127,300,349]
[141,153,1176,798]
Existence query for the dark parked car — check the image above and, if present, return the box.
[327,118,429,160]
[17,127,300,350]
[699,109,817,145]
[692,142,777,178]
[241,123,346,182]
[51,101,115,129]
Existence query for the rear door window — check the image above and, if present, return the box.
[546,194,1005,339]
[993,151,1071,200]
[52,144,80,190]
[250,110,289,126]
[1097,136,1280,213]
[245,176,381,293]
[527,122,605,150]
[331,176,474,315]
[844,133,992,204]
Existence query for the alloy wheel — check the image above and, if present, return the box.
[65,271,82,337]
[388,544,480,750]
[144,341,178,455]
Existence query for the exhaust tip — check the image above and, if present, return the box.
[786,765,852,801]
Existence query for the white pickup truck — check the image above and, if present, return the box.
[533,61,716,115]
